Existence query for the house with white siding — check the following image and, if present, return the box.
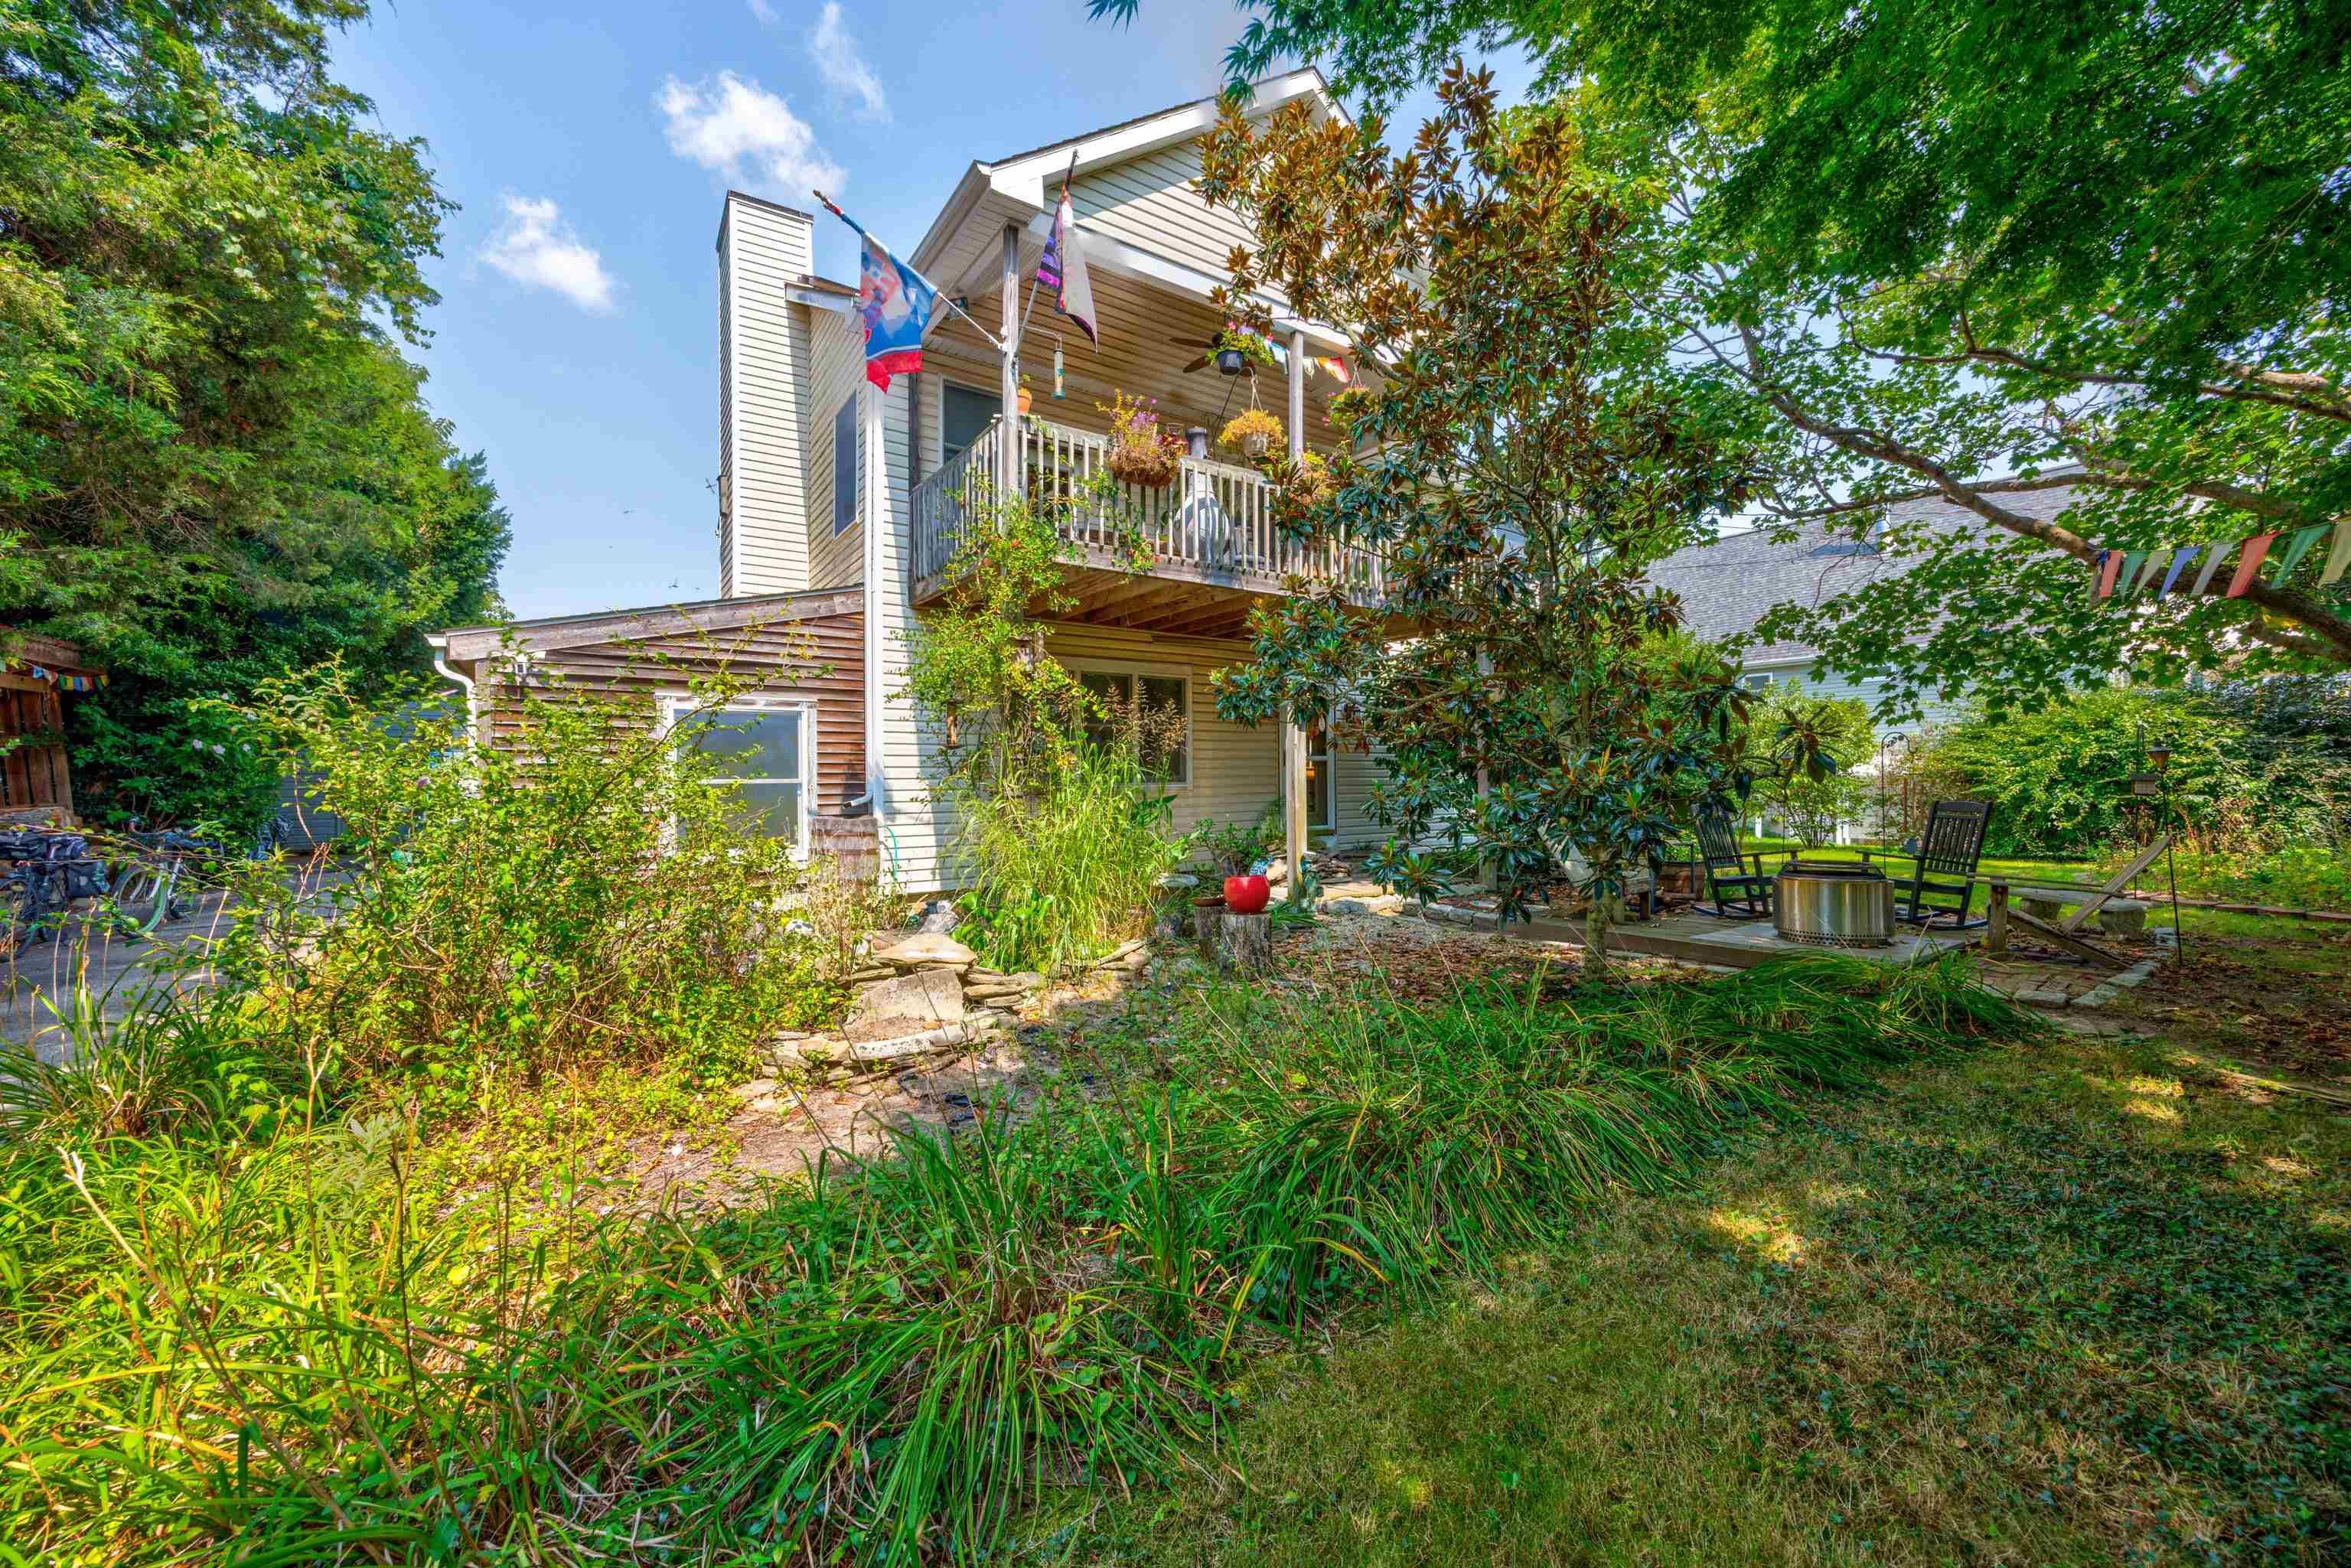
[437,69,1395,893]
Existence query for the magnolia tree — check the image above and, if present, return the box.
[1196,68,1798,965]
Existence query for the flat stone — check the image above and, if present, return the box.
[1153,872,1199,891]
[774,1038,844,1068]
[1324,894,1404,916]
[915,898,963,935]
[847,969,966,1031]
[876,933,977,970]
[727,1077,779,1100]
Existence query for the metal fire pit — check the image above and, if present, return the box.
[1774,859,1896,948]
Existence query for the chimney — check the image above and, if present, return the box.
[716,191,818,598]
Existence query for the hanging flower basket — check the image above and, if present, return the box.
[1219,406,1284,460]
[1101,390,1183,489]
[1108,441,1180,488]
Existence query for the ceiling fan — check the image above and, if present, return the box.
[1169,324,1266,376]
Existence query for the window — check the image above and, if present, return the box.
[672,699,815,853]
[1740,672,1775,691]
[1076,668,1190,784]
[941,383,999,466]
[1305,725,1334,833]
[832,394,861,536]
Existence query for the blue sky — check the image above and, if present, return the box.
[331,2,1530,621]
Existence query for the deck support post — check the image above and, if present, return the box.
[1280,328,1310,899]
[999,223,1022,500]
[1986,879,2010,956]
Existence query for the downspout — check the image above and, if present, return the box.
[426,635,479,751]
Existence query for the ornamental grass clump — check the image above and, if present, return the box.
[0,950,2040,1565]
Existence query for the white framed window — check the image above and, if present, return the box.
[663,694,817,856]
[832,395,862,536]
[1070,663,1191,786]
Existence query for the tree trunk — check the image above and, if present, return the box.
[1582,892,1622,980]
[1215,909,1273,973]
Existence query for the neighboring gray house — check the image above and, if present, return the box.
[1648,480,2087,739]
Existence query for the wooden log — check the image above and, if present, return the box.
[1986,879,2010,956]
[1215,909,1273,973]
[2006,907,2129,970]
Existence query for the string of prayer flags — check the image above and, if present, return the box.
[2323,520,2351,587]
[2225,533,2278,597]
[2095,550,2125,597]
[2136,551,2170,595]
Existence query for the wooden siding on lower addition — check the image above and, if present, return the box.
[462,596,867,817]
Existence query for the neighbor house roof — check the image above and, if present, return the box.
[1648,479,2084,664]
[430,586,863,664]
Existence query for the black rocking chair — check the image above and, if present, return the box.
[1693,807,1775,919]
[1875,799,1994,928]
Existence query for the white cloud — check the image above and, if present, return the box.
[656,72,846,199]
[478,196,615,313]
[807,2,889,123]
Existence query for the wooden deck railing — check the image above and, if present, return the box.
[908,415,1381,601]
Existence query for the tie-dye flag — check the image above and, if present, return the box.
[816,191,938,390]
[1035,185,1098,347]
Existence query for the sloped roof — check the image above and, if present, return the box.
[1649,480,2085,663]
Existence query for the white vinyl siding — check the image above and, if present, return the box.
[807,309,868,591]
[1070,136,1284,303]
[719,195,815,596]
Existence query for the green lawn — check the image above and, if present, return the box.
[1071,999,2350,1565]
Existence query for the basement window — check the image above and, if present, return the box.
[1075,667,1191,785]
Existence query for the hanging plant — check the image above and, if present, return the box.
[1213,325,1279,376]
[1100,391,1182,489]
[1218,406,1284,458]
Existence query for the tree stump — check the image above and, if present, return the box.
[1215,909,1273,972]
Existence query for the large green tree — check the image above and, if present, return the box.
[1098,0,2351,716]
[1,0,507,826]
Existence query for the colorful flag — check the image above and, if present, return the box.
[1035,185,1098,347]
[2190,539,2230,597]
[2225,532,2278,597]
[2271,523,2329,585]
[2089,550,2110,599]
[2096,550,2125,597]
[2135,552,2169,595]
[1315,356,1352,385]
[2115,550,2147,598]
[816,191,938,390]
[2323,520,2351,587]
[2156,545,2199,598]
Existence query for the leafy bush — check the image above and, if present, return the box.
[1922,685,2343,856]
[1743,686,1876,848]
[1,953,2038,1566]
[233,661,840,1112]
[2157,843,2351,912]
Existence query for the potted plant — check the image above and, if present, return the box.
[1218,406,1284,460]
[1101,391,1182,489]
[1016,377,1034,416]
[1212,326,1279,377]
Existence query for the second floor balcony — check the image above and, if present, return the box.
[909,415,1382,637]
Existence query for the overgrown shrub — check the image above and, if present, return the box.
[1922,686,2343,856]
[232,660,840,1110]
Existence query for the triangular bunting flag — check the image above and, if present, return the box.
[2096,551,2125,598]
[2136,552,2170,595]
[2270,523,2329,586]
[2190,539,2230,596]
[2115,550,2147,597]
[2225,533,2278,597]
[2089,550,2110,599]
[2156,545,2199,598]
[2323,520,2351,587]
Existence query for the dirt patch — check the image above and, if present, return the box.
[2115,928,2351,1084]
